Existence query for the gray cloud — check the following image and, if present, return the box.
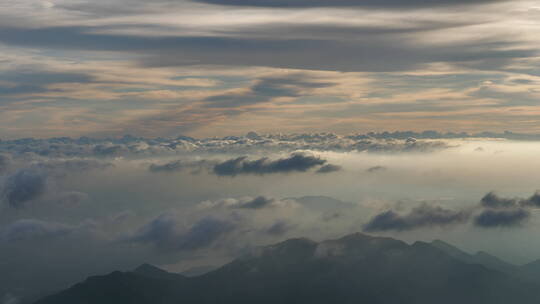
[143,38,532,73]
[176,217,235,250]
[363,204,470,232]
[218,21,482,41]
[0,70,94,86]
[0,26,533,73]
[363,191,540,232]
[148,160,213,173]
[480,191,540,209]
[474,209,530,228]
[480,192,519,208]
[201,196,298,210]
[1,219,74,242]
[149,160,190,173]
[213,153,326,176]
[193,0,505,8]
[367,166,386,173]
[316,164,342,174]
[1,170,47,208]
[0,70,95,99]
[204,75,334,108]
[0,133,455,159]
[469,85,540,107]
[0,154,11,173]
[0,84,53,98]
[54,1,155,16]
[92,145,126,157]
[33,159,113,173]
[472,191,540,228]
[54,191,89,206]
[125,215,234,252]
[265,220,294,236]
[51,0,506,17]
[237,196,276,209]
[521,192,540,208]
[123,215,177,250]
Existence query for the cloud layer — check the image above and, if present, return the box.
[364,190,540,231]
[0,0,539,137]
[0,132,457,158]
[2,170,47,208]
[194,0,505,8]
[363,204,469,232]
[213,153,327,176]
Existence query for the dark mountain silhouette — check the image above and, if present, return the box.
[430,239,540,282]
[133,263,185,281]
[180,265,219,277]
[430,240,519,274]
[473,251,519,274]
[520,259,540,282]
[35,233,540,304]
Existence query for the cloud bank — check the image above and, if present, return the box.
[363,204,469,232]
[213,153,327,176]
[193,0,505,8]
[364,190,540,231]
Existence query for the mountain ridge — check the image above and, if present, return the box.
[35,233,540,304]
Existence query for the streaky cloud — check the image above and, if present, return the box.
[193,0,505,8]
[1,219,80,242]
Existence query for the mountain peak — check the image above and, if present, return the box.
[431,240,467,253]
[338,232,372,240]
[134,263,163,274]
[430,241,517,274]
[335,232,407,248]
[430,239,474,261]
[133,263,184,280]
[257,237,317,256]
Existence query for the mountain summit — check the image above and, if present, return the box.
[35,233,540,304]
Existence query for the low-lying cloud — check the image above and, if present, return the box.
[213,153,327,176]
[201,196,298,210]
[149,160,213,174]
[367,166,386,173]
[474,209,530,228]
[474,192,539,227]
[124,215,235,252]
[365,191,540,231]
[363,204,469,232]
[480,191,540,209]
[1,170,47,208]
[0,154,11,173]
[316,164,342,174]
[0,133,457,158]
[2,219,78,242]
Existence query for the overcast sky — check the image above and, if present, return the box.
[0,0,540,138]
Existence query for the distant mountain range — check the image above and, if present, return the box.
[35,233,540,304]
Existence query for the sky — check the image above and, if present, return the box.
[0,0,540,138]
[3,1,540,303]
